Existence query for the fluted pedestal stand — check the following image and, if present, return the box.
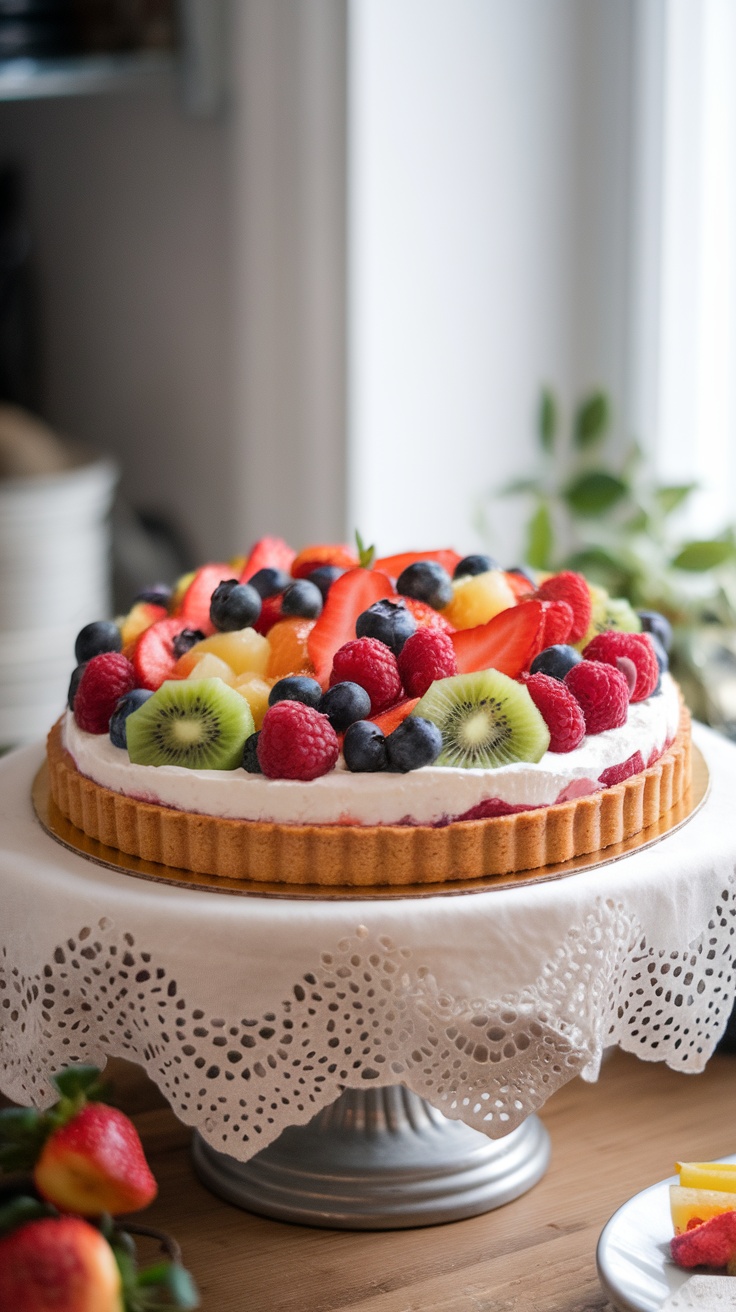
[191,1085,550,1230]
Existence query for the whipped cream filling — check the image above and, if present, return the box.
[61,674,681,827]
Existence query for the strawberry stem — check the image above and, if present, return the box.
[355,530,376,570]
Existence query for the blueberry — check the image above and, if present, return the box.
[638,610,673,655]
[355,599,416,655]
[109,689,154,750]
[343,720,388,772]
[529,644,583,681]
[453,554,500,579]
[269,676,323,709]
[319,682,371,732]
[396,561,453,610]
[172,628,205,659]
[74,620,123,665]
[506,565,537,587]
[134,583,172,607]
[308,565,344,600]
[647,632,668,695]
[242,732,262,773]
[281,580,323,619]
[67,663,87,710]
[209,579,261,631]
[385,716,442,772]
[248,567,291,599]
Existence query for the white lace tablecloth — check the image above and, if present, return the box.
[1,724,736,1163]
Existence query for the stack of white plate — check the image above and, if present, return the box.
[0,455,118,747]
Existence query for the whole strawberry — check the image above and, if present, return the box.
[0,1215,123,1312]
[34,1102,157,1218]
[258,700,340,779]
[74,653,136,734]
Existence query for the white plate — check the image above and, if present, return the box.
[597,1155,736,1310]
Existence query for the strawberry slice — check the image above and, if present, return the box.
[254,593,284,635]
[178,563,236,634]
[291,543,359,579]
[505,570,536,600]
[308,567,395,687]
[451,599,546,677]
[370,697,420,735]
[132,617,194,691]
[241,535,296,582]
[373,549,462,579]
[401,597,455,633]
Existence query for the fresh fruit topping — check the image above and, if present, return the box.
[308,565,345,599]
[257,701,339,780]
[453,553,500,578]
[67,663,86,710]
[242,731,262,772]
[343,720,388,772]
[524,673,586,753]
[177,563,234,632]
[319,681,371,732]
[126,678,254,770]
[577,585,642,648]
[118,601,168,649]
[534,571,592,644]
[564,661,629,734]
[504,567,537,600]
[109,688,154,749]
[670,1209,736,1270]
[442,570,516,630]
[678,1162,736,1193]
[385,716,443,772]
[233,675,273,728]
[583,630,659,702]
[396,560,454,611]
[413,669,550,768]
[183,652,237,685]
[134,581,173,607]
[269,675,323,709]
[355,599,417,655]
[373,548,462,579]
[248,566,291,598]
[397,627,458,699]
[638,609,673,654]
[307,567,394,687]
[209,579,262,632]
[240,535,296,581]
[74,654,136,735]
[34,1102,157,1217]
[74,620,122,665]
[281,579,323,619]
[529,643,583,681]
[400,596,455,632]
[172,627,205,659]
[132,616,194,690]
[598,751,644,786]
[291,543,359,579]
[329,637,402,714]
[181,627,270,678]
[254,593,284,636]
[538,599,574,647]
[0,1215,124,1312]
[267,617,316,678]
[450,599,546,677]
[670,1184,736,1237]
[369,697,420,735]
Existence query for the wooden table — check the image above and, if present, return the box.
[5,1047,730,1312]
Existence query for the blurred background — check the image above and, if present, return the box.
[2,0,736,742]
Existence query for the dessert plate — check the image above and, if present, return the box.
[597,1154,736,1311]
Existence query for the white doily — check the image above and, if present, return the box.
[1,724,736,1163]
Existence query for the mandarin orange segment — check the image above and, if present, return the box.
[266,618,316,678]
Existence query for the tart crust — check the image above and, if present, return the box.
[46,707,692,887]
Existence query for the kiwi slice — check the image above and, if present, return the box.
[577,585,641,649]
[126,677,254,770]
[413,670,550,769]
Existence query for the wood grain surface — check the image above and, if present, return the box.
[5,1047,736,1310]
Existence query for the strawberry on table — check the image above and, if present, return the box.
[34,1102,157,1218]
[450,598,546,677]
[307,567,395,687]
[0,1216,123,1312]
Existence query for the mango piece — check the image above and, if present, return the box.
[234,674,273,729]
[678,1162,736,1193]
[441,571,515,630]
[670,1184,736,1235]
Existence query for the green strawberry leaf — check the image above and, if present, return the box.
[563,470,628,516]
[135,1261,200,1309]
[355,530,375,570]
[0,1195,57,1238]
[671,540,736,571]
[538,388,557,453]
[525,501,554,570]
[51,1064,104,1102]
[573,391,609,448]
[0,1106,50,1172]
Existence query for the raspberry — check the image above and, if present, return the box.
[74,652,136,734]
[329,637,402,713]
[397,628,457,699]
[564,660,629,734]
[525,672,586,753]
[535,571,592,644]
[257,701,339,780]
[539,599,574,648]
[598,751,645,787]
[582,630,659,702]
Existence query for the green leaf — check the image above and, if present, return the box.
[654,484,697,516]
[498,476,541,497]
[573,391,609,448]
[538,388,557,453]
[354,530,375,570]
[0,1106,49,1172]
[562,547,633,598]
[525,502,554,570]
[563,470,628,516]
[136,1261,200,1309]
[671,540,736,572]
[52,1065,104,1101]
[0,1196,56,1238]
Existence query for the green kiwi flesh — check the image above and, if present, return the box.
[126,677,255,770]
[413,670,550,768]
[577,585,641,649]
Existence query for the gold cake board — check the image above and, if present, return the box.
[32,746,709,902]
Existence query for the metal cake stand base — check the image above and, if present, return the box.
[191,1085,551,1230]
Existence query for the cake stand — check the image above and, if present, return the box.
[1,726,736,1232]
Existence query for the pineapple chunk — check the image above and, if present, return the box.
[234,675,273,729]
[441,571,515,630]
[678,1162,736,1193]
[670,1184,736,1235]
[184,653,235,685]
[189,628,270,677]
